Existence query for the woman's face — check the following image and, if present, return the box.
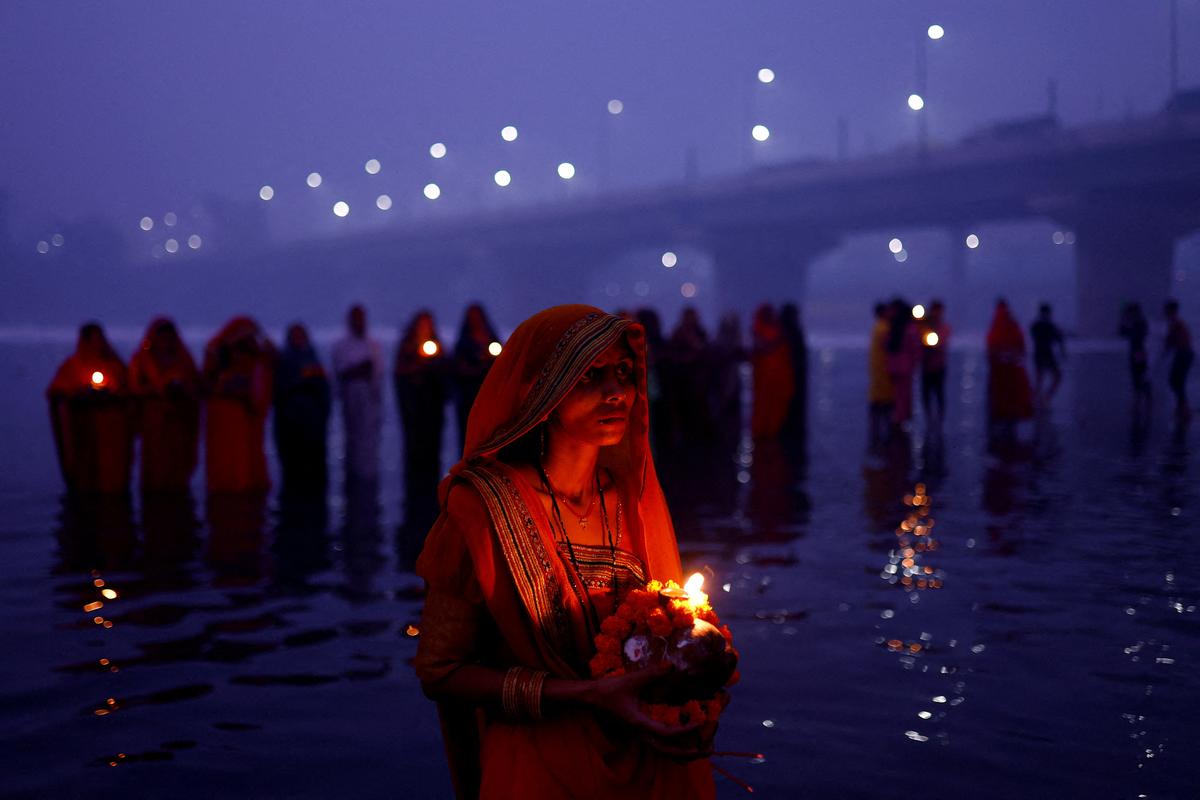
[549,340,637,448]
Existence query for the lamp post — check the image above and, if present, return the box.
[915,24,944,155]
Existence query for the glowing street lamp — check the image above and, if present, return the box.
[500,125,518,142]
[908,94,925,111]
[607,99,624,115]
[557,162,576,180]
[430,142,447,159]
[757,67,775,84]
[423,183,441,200]
[494,170,512,187]
[332,201,350,217]
[927,24,945,40]
[751,124,770,142]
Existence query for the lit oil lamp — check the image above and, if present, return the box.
[90,370,106,388]
[488,341,503,357]
[924,331,940,347]
[421,340,439,357]
[911,304,926,320]
[683,572,709,610]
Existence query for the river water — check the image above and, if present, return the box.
[1,335,1197,798]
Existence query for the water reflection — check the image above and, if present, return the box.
[205,492,269,586]
[54,493,136,575]
[272,486,330,592]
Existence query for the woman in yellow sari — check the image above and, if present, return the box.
[415,305,715,799]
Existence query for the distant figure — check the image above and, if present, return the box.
[273,323,331,493]
[203,317,274,494]
[634,307,668,452]
[332,304,384,484]
[751,303,794,439]
[1030,303,1066,405]
[885,298,922,427]
[867,302,895,443]
[920,300,951,425]
[710,312,745,448]
[394,310,448,529]
[129,317,200,493]
[1118,302,1151,414]
[1163,299,1194,425]
[47,322,133,494]
[668,306,713,443]
[779,302,808,444]
[453,303,500,450]
[986,300,1034,435]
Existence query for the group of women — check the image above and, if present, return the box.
[46,305,504,513]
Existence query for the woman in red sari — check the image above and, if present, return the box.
[750,303,794,440]
[47,322,133,494]
[202,317,274,494]
[415,305,715,799]
[129,317,200,492]
[986,300,1034,430]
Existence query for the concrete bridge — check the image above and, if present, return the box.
[278,96,1200,336]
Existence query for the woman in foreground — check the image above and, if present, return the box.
[415,305,715,799]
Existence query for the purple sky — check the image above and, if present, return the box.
[1,1,1190,245]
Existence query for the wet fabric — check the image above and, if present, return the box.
[129,318,200,492]
[986,307,1034,422]
[202,318,273,494]
[273,339,330,492]
[47,330,133,494]
[415,305,712,800]
[751,314,794,439]
[332,334,384,482]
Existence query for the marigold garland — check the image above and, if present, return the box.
[589,579,739,727]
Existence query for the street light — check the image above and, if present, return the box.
[915,24,944,153]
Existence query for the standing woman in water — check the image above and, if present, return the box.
[129,317,200,493]
[415,305,715,799]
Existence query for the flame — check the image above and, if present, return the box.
[924,331,939,346]
[421,340,439,356]
[683,572,708,608]
[488,341,503,357]
[90,370,106,387]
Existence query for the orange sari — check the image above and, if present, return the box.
[986,305,1034,422]
[415,305,714,799]
[129,318,200,492]
[47,329,133,494]
[202,318,273,494]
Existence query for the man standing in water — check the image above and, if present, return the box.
[1030,303,1066,407]
[1163,299,1194,426]
[332,304,384,484]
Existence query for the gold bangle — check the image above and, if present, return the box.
[525,670,548,721]
[502,666,523,718]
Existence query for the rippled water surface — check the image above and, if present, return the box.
[2,339,1198,799]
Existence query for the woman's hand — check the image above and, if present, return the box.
[583,665,712,760]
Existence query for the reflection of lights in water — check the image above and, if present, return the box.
[880,484,943,591]
[101,588,118,599]
[84,601,104,612]
[405,624,420,637]
[488,341,502,356]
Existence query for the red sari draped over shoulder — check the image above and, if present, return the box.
[47,334,133,494]
[415,305,714,799]
[203,318,273,494]
[751,313,794,440]
[130,318,201,492]
[986,306,1034,422]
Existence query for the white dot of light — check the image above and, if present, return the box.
[681,282,698,298]
[895,249,909,263]
[421,340,439,356]
[259,185,274,201]
[927,24,945,40]
[163,212,177,227]
[965,233,980,249]
[757,67,775,84]
[376,194,393,210]
[430,142,447,159]
[751,124,770,142]
[364,158,381,175]
[139,216,154,231]
[607,99,624,115]
[1064,231,1076,244]
[888,238,904,254]
[908,94,925,111]
[661,251,678,268]
[925,331,940,346]
[51,233,64,247]
[187,234,202,250]
[500,125,518,142]
[912,304,926,319]
[36,240,49,254]
[165,238,180,254]
[333,201,350,217]
[306,172,323,188]
[494,170,512,187]
[1052,231,1065,245]
[557,162,576,180]
[488,341,503,357]
[423,183,441,200]
[91,370,105,385]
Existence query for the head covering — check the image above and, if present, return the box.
[131,316,198,394]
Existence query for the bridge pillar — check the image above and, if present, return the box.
[707,228,838,317]
[1072,208,1176,337]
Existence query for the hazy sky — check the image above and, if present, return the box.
[1,1,1191,246]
